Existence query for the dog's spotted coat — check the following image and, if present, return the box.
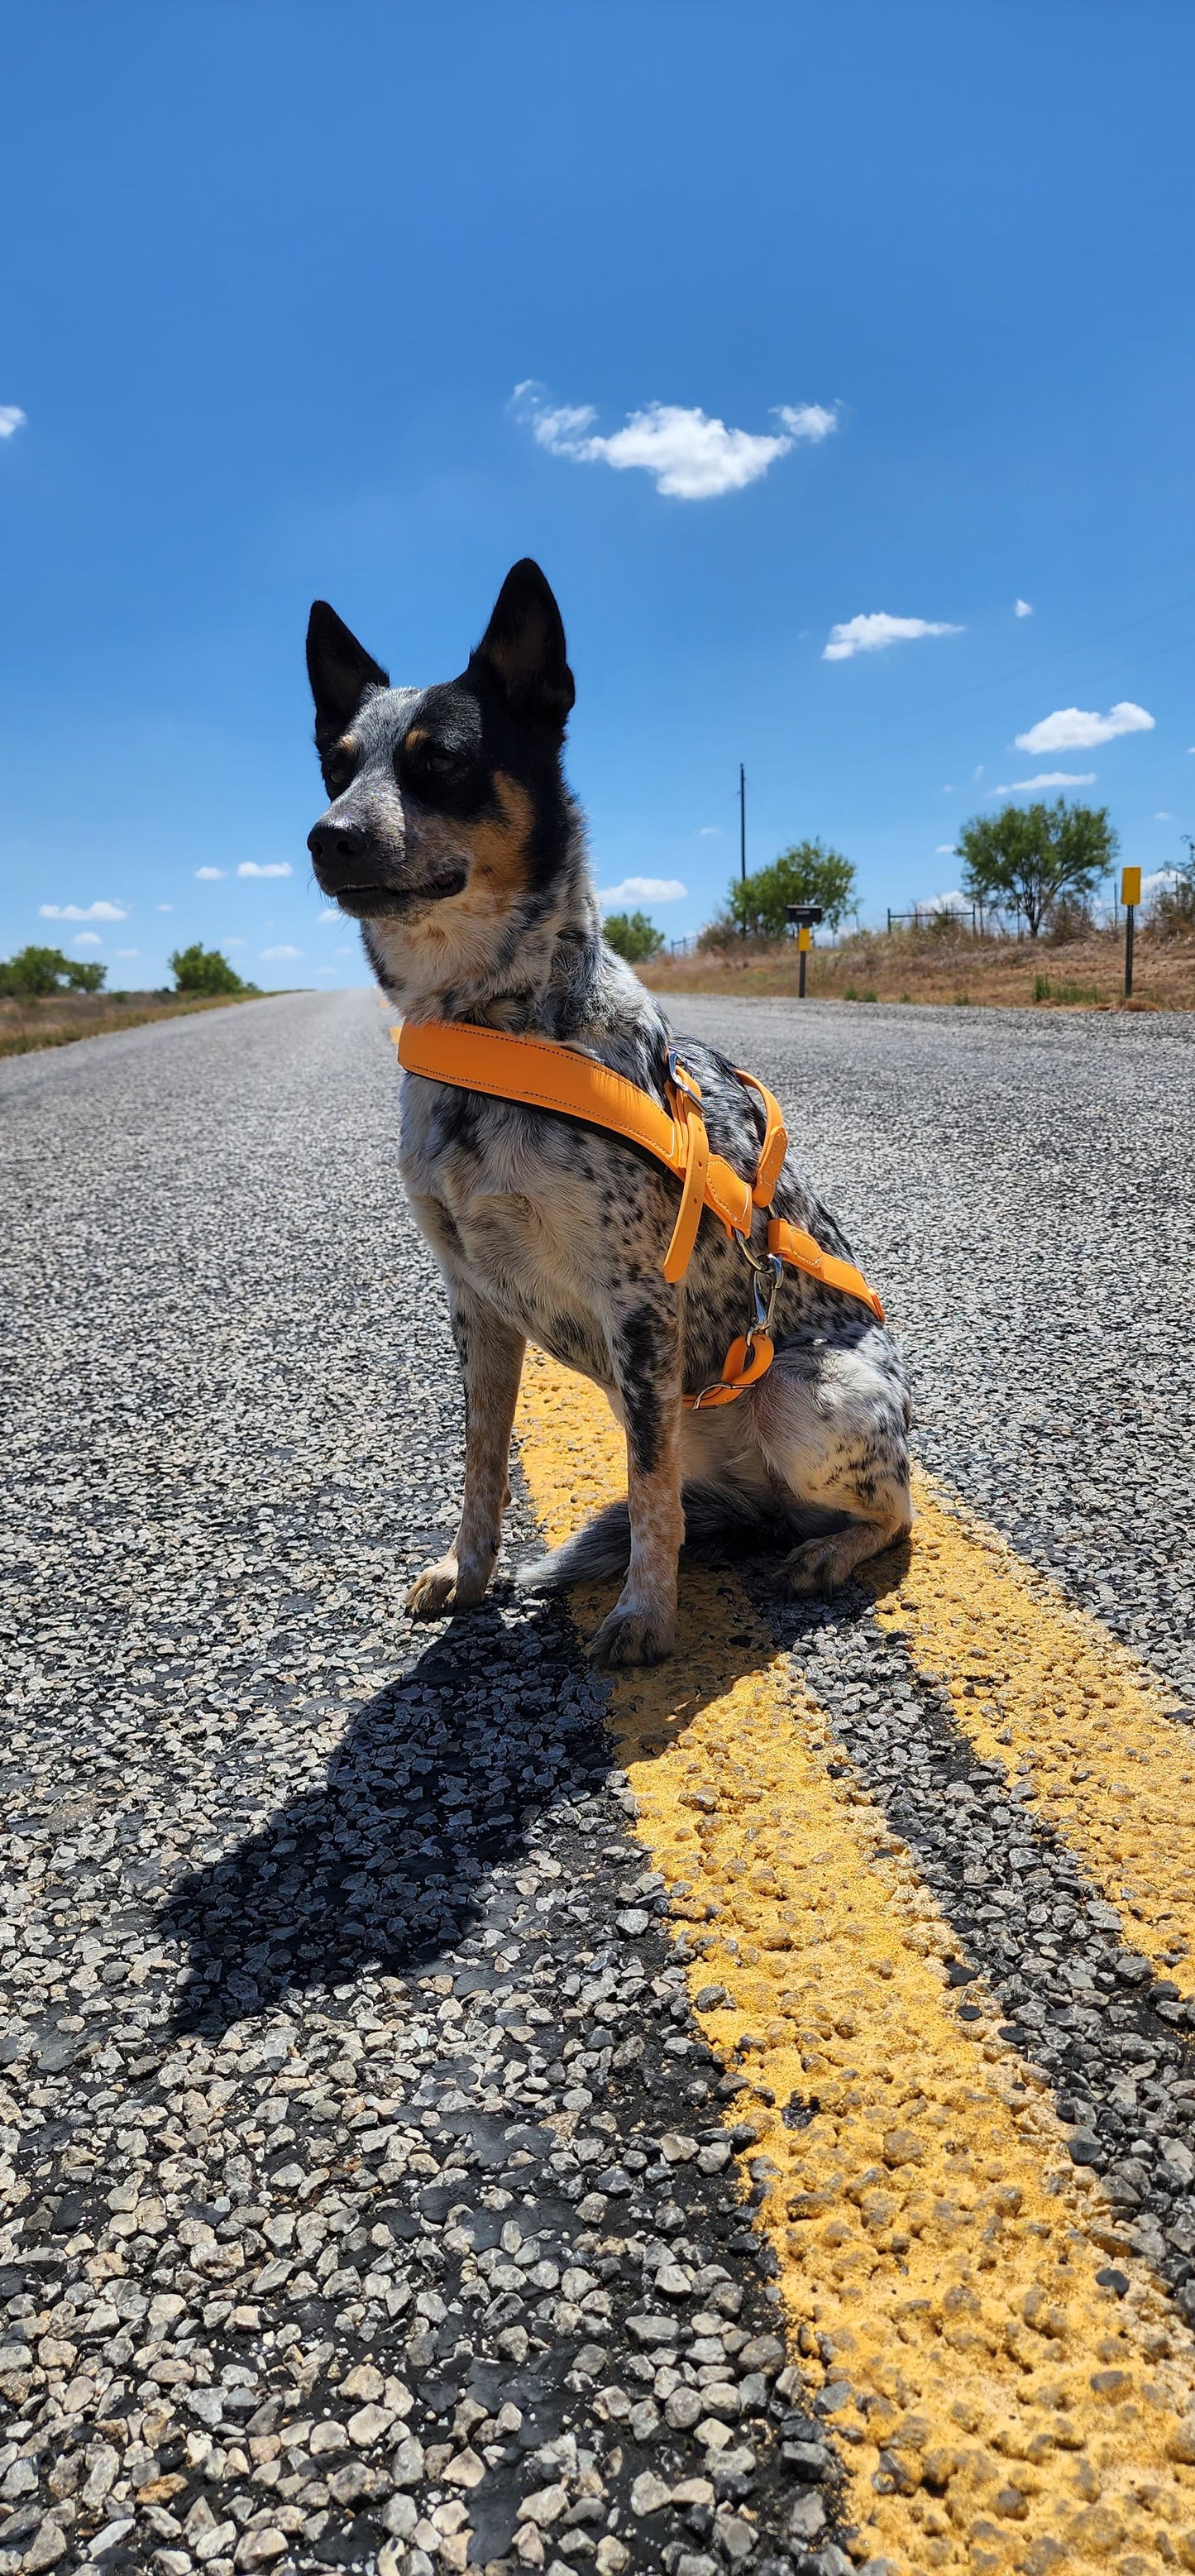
[306,561,912,1664]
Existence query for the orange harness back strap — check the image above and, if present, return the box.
[395,1018,884,1404]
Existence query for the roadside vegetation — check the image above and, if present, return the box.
[636,802,1195,1010]
[0,942,266,1057]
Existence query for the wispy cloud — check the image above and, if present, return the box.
[1014,598,1034,618]
[991,770,1097,792]
[512,381,837,500]
[1155,811,1173,821]
[261,944,301,961]
[697,826,722,839]
[1015,701,1154,754]
[157,903,173,912]
[40,899,127,922]
[318,907,340,922]
[195,866,224,880]
[934,844,957,855]
[0,405,26,439]
[74,932,103,949]
[113,949,140,959]
[597,876,688,907]
[238,861,293,879]
[822,612,963,663]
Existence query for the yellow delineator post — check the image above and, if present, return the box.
[1122,864,1141,998]
[797,923,811,998]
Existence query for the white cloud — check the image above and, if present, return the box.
[774,403,839,443]
[318,907,340,922]
[1155,811,1173,821]
[157,903,173,912]
[697,826,722,838]
[992,770,1097,792]
[597,877,688,907]
[40,899,127,922]
[1015,701,1154,754]
[224,937,246,949]
[512,381,835,500]
[237,861,293,879]
[261,944,301,961]
[1014,598,1034,618]
[927,889,971,913]
[113,948,140,958]
[823,612,963,662]
[315,965,337,975]
[74,932,103,949]
[934,844,957,855]
[335,944,353,955]
[195,866,224,880]
[0,405,26,438]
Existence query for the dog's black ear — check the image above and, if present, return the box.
[471,559,575,731]
[306,602,390,754]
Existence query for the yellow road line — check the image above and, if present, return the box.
[514,1351,1195,2576]
[878,1472,1195,2000]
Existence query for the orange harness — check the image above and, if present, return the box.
[395,1018,884,1409]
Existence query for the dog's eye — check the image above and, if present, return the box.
[323,754,355,797]
[404,742,465,785]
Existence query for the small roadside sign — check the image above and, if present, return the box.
[1121,866,1142,907]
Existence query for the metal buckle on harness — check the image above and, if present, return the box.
[686,1235,784,1410]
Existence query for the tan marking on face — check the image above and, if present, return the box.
[460,773,534,902]
[404,725,428,748]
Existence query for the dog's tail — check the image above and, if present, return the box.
[514,1480,778,1594]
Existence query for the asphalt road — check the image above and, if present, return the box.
[2,989,1193,2576]
[669,994,1195,1705]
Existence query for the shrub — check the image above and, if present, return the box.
[169,943,247,996]
[713,840,858,942]
[0,944,108,996]
[603,910,665,963]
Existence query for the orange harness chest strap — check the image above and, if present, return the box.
[394,1019,885,1402]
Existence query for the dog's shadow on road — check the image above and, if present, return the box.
[161,1594,611,2038]
[161,1538,906,2038]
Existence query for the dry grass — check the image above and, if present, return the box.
[642,919,1195,1012]
[0,990,268,1059]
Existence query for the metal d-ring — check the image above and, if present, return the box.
[734,1231,784,1338]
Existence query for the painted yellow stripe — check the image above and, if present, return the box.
[878,1472,1195,1999]
[514,1351,1195,2576]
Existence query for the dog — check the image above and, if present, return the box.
[306,559,912,1666]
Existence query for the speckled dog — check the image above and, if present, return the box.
[306,560,912,1665]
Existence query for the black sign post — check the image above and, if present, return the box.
[786,903,824,1000]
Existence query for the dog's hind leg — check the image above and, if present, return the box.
[407,1288,526,1620]
[748,1333,912,1600]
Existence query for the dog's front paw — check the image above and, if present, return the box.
[588,1597,676,1669]
[406,1555,490,1621]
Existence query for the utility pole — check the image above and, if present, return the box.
[738,764,747,936]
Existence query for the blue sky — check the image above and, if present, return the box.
[2,1,1193,987]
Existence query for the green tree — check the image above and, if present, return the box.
[170,943,246,996]
[0,943,74,996]
[722,840,858,940]
[958,799,1117,938]
[603,910,665,963]
[64,960,107,993]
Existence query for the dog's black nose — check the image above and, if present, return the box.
[308,816,370,870]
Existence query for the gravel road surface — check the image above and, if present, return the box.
[2,989,1193,2576]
